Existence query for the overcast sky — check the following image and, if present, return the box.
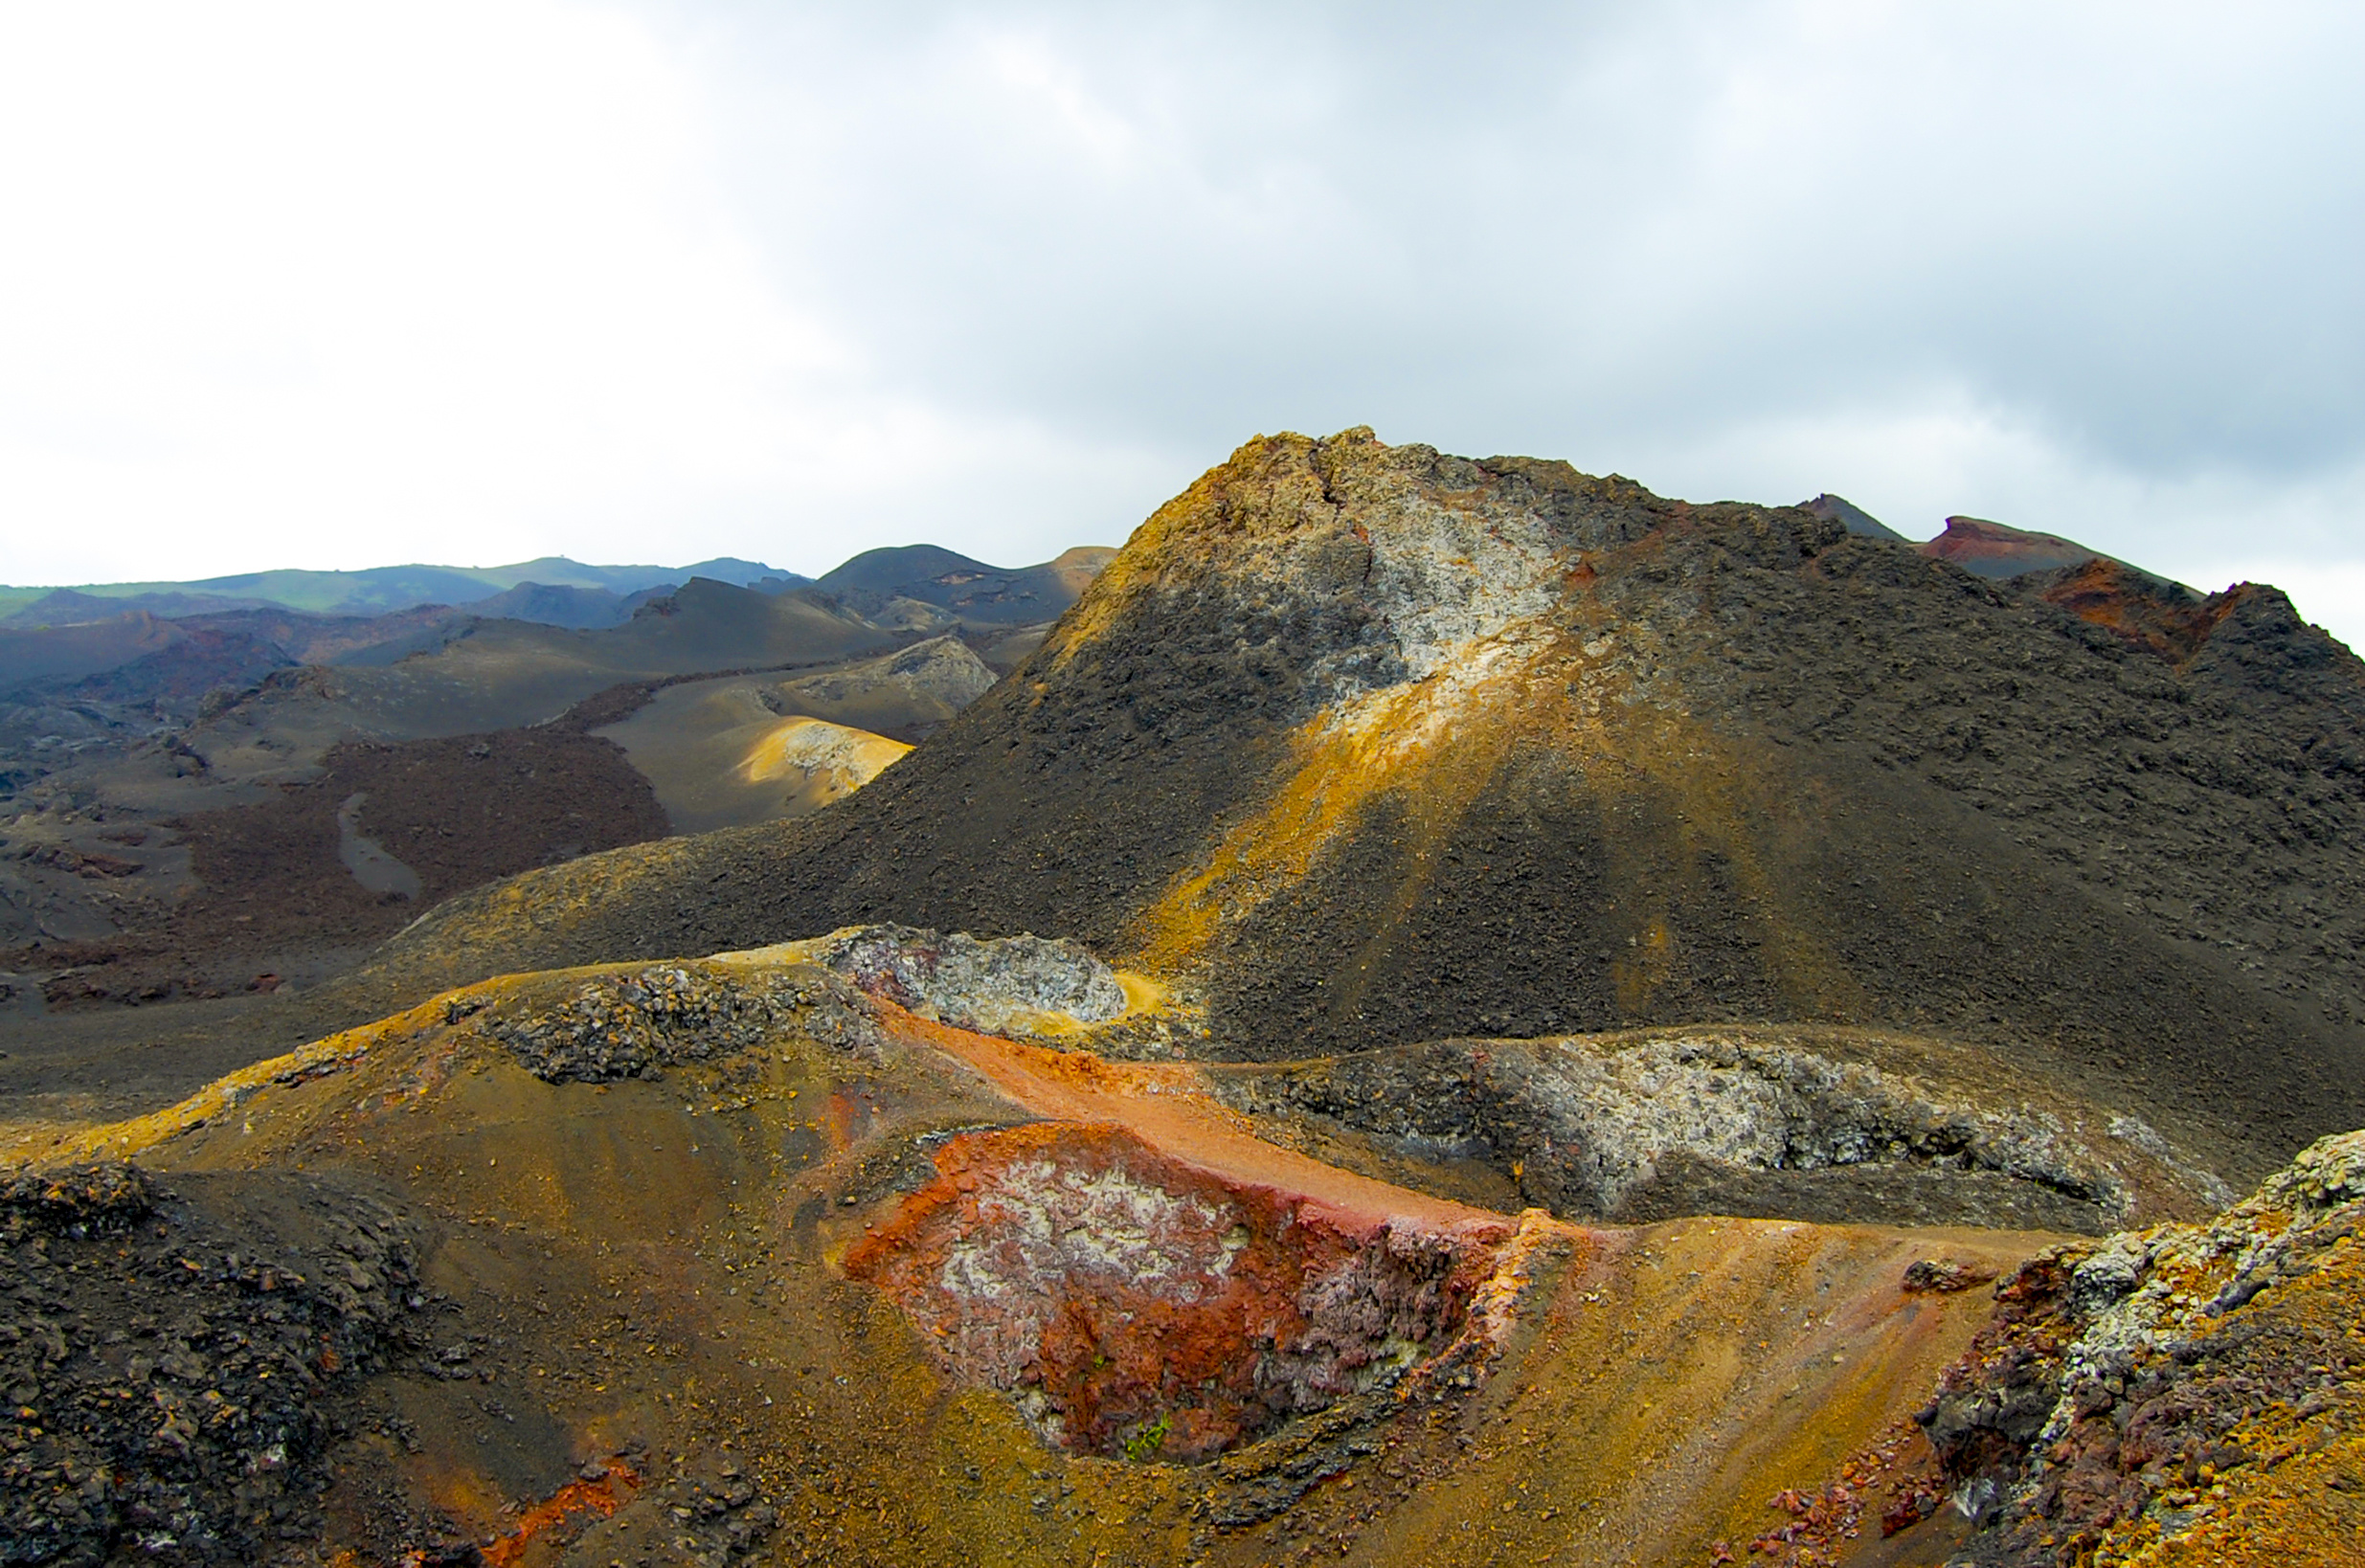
[2,2,2360,640]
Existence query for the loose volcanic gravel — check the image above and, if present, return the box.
[467,960,883,1083]
[0,1163,427,1567]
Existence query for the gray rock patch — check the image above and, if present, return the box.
[807,924,1128,1035]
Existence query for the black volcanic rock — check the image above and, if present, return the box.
[0,611,184,692]
[51,626,297,705]
[0,1165,428,1567]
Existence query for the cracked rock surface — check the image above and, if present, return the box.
[1903,1129,2365,1564]
[470,958,882,1082]
[1210,1031,2217,1232]
[0,1164,425,1567]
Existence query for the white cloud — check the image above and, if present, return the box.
[0,0,2358,615]
[0,1,1169,582]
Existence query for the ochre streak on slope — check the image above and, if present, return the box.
[1584,699,1878,1025]
[1131,635,1547,973]
[1126,616,1873,1025]
[1309,657,1540,1025]
[738,714,911,795]
[14,987,482,1164]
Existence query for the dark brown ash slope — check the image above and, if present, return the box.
[359,431,2365,1179]
[11,723,669,1011]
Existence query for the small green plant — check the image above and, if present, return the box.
[1122,1415,1171,1462]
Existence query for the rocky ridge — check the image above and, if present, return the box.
[1210,1030,2229,1233]
[712,927,2209,1234]
[0,920,2345,1565]
[470,958,886,1083]
[1906,1129,2365,1564]
[0,1165,427,1567]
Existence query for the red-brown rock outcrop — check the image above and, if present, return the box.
[845,1122,1508,1460]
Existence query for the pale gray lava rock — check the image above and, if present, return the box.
[1917,1128,2365,1564]
[2244,1122,2365,1217]
[1213,1033,2151,1232]
[806,924,1127,1035]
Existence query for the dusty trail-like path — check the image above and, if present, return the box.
[870,997,1513,1237]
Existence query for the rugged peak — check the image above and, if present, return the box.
[1921,513,2105,578]
[1050,426,1838,719]
[2032,556,2230,663]
[1798,492,1906,541]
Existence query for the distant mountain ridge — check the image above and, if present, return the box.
[0,543,1121,701]
[0,548,1119,1002]
[0,555,804,625]
[812,544,1119,627]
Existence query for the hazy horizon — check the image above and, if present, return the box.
[3,3,2358,640]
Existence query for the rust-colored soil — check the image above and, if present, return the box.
[477,1459,641,1566]
[844,1121,1501,1460]
[872,999,1502,1238]
[2037,558,2249,665]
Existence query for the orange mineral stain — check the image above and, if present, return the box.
[474,1460,641,1568]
